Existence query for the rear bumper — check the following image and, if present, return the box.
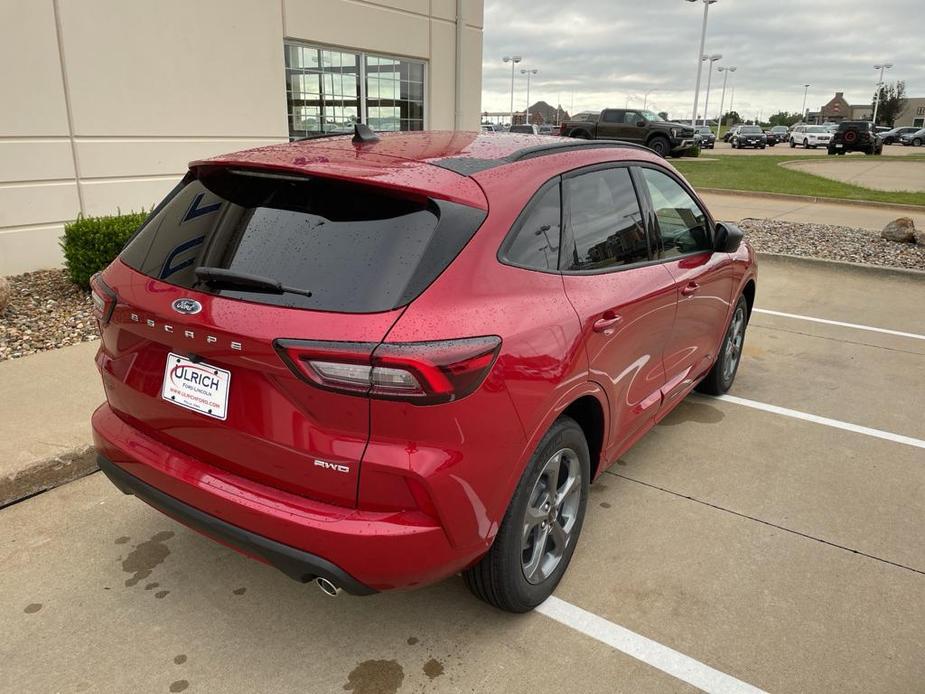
[98,454,376,595]
[92,403,486,592]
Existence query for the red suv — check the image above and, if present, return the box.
[91,129,756,612]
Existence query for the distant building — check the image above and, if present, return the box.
[818,92,851,122]
[513,101,569,125]
[896,98,925,128]
[809,92,925,127]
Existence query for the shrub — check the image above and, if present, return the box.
[685,143,702,158]
[60,211,148,287]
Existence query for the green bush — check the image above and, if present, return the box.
[60,211,148,287]
[684,143,702,158]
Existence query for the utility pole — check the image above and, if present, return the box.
[872,63,893,125]
[715,66,735,136]
[521,68,538,124]
[701,54,722,126]
[800,84,810,122]
[687,0,718,125]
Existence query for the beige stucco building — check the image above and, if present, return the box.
[0,0,484,275]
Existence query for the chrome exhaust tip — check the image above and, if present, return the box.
[316,577,341,597]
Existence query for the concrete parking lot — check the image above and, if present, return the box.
[2,256,923,694]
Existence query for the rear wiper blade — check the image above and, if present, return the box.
[194,266,313,298]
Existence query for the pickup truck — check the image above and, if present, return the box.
[559,108,696,157]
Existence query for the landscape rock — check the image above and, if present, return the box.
[881,217,916,243]
[0,276,10,312]
[738,218,924,271]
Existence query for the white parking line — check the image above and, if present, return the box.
[537,596,768,694]
[753,309,925,341]
[711,394,925,450]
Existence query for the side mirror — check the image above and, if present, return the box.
[714,222,744,253]
[636,120,646,128]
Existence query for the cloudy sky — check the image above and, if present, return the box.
[480,0,922,122]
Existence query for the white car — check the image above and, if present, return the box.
[790,125,832,149]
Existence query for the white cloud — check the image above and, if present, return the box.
[480,0,921,121]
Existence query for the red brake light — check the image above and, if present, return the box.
[274,336,501,405]
[89,273,116,324]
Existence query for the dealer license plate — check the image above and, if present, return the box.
[161,353,230,420]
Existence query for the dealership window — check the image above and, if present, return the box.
[285,41,425,139]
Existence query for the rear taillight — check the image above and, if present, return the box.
[275,336,501,405]
[89,273,116,325]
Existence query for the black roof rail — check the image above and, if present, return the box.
[505,140,654,163]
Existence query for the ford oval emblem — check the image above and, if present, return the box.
[172,298,202,315]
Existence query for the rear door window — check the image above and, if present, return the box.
[120,168,485,313]
[561,167,649,271]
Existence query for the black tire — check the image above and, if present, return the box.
[463,416,590,613]
[789,139,796,148]
[760,145,766,149]
[648,136,670,157]
[914,138,923,147]
[884,137,894,145]
[573,130,591,140]
[803,139,809,149]
[696,295,749,396]
[731,139,737,149]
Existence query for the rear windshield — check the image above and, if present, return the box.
[120,168,485,313]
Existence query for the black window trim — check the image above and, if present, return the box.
[558,162,655,276]
[632,162,716,262]
[496,176,563,274]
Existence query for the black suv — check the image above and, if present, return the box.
[559,109,696,157]
[828,121,883,156]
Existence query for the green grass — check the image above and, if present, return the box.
[673,155,925,207]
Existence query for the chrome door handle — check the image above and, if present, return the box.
[593,315,623,332]
[680,281,700,296]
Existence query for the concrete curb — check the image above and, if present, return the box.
[757,252,925,280]
[698,187,925,213]
[0,445,98,509]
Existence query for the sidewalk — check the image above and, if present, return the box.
[700,191,925,230]
[0,340,102,506]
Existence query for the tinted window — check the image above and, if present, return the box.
[562,168,648,271]
[623,111,642,124]
[641,168,711,258]
[121,168,485,313]
[501,183,561,271]
[601,110,623,123]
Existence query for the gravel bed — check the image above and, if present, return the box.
[739,219,925,271]
[0,270,98,362]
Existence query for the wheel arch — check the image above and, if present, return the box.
[562,395,606,481]
[741,278,756,320]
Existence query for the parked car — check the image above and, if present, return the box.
[538,124,557,135]
[723,125,742,142]
[828,121,883,155]
[559,108,696,157]
[765,126,790,146]
[509,124,540,134]
[730,125,767,149]
[90,127,756,613]
[899,127,925,147]
[879,127,919,145]
[789,125,832,149]
[694,126,716,149]
[481,124,500,133]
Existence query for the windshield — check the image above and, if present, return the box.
[740,126,762,133]
[807,127,826,133]
[640,111,664,122]
[695,127,712,134]
[771,126,788,132]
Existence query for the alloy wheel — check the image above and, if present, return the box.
[722,306,746,383]
[521,448,582,585]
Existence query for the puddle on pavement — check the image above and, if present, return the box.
[232,587,247,596]
[121,530,174,587]
[174,655,187,665]
[23,603,42,614]
[169,680,189,692]
[406,636,418,645]
[659,400,725,426]
[343,660,404,694]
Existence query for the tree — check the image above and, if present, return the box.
[768,111,802,127]
[658,111,669,121]
[871,80,907,126]
[720,111,742,126]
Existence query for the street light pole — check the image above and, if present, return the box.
[521,68,538,124]
[643,89,655,110]
[872,63,893,125]
[701,54,722,126]
[715,65,735,136]
[502,56,522,125]
[687,0,718,125]
[800,84,810,122]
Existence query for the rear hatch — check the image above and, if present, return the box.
[95,163,486,506]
